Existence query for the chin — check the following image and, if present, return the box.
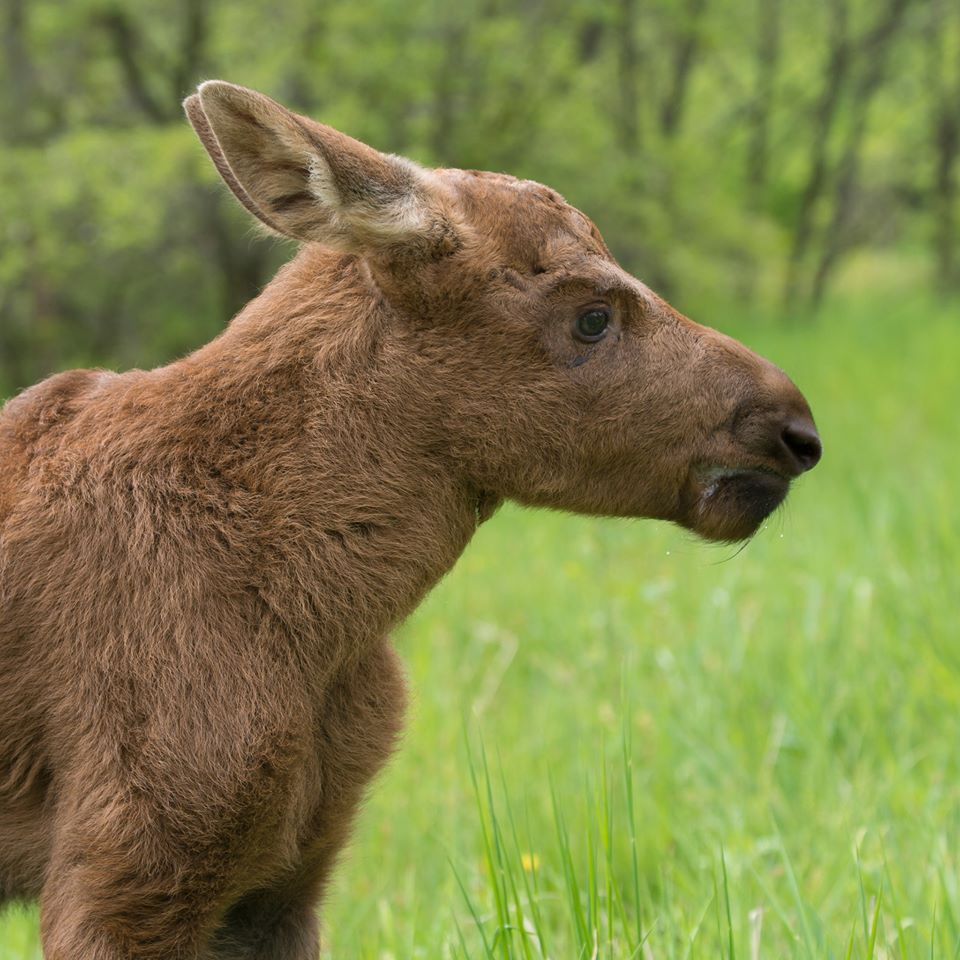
[683,468,790,543]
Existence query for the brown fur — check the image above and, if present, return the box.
[0,83,820,958]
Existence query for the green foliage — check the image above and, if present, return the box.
[2,0,959,393]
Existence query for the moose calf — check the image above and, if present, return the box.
[0,82,820,958]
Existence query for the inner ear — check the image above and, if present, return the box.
[183,93,283,233]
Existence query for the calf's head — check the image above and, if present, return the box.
[187,82,820,542]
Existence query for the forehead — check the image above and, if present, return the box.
[440,168,611,266]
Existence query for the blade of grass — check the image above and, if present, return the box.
[721,846,736,960]
[771,817,818,953]
[550,772,590,951]
[451,857,494,958]
[865,885,884,959]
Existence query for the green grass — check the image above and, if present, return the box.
[2,296,958,958]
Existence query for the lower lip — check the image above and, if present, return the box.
[698,466,773,498]
[698,464,784,483]
[699,468,790,514]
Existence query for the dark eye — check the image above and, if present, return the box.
[573,307,610,342]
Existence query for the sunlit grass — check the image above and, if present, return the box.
[1,296,958,957]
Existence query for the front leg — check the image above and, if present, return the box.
[40,843,224,960]
[306,639,408,902]
[41,640,407,960]
[40,777,310,960]
[208,891,319,960]
[39,729,308,958]
[208,640,408,959]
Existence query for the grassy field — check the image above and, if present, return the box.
[1,296,958,958]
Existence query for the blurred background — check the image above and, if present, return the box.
[1,0,957,392]
[2,1,959,957]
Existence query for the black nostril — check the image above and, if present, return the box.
[781,418,822,473]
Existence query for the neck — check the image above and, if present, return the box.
[175,246,488,659]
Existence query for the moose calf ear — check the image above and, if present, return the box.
[184,81,454,255]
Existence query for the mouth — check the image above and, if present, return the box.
[684,464,791,542]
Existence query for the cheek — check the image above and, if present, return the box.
[561,341,699,460]
[535,354,639,459]
[559,335,642,414]
[516,326,663,453]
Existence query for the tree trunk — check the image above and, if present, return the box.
[617,0,641,153]
[659,0,708,138]
[430,19,468,163]
[739,0,781,302]
[3,0,37,143]
[746,0,781,202]
[809,0,912,308]
[172,0,210,101]
[926,0,960,294]
[199,188,270,323]
[782,0,850,310]
[98,0,210,123]
[97,6,168,122]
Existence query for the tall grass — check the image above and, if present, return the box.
[452,726,953,959]
[1,295,957,958]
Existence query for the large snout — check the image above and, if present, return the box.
[681,335,821,543]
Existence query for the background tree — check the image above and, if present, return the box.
[0,0,951,394]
